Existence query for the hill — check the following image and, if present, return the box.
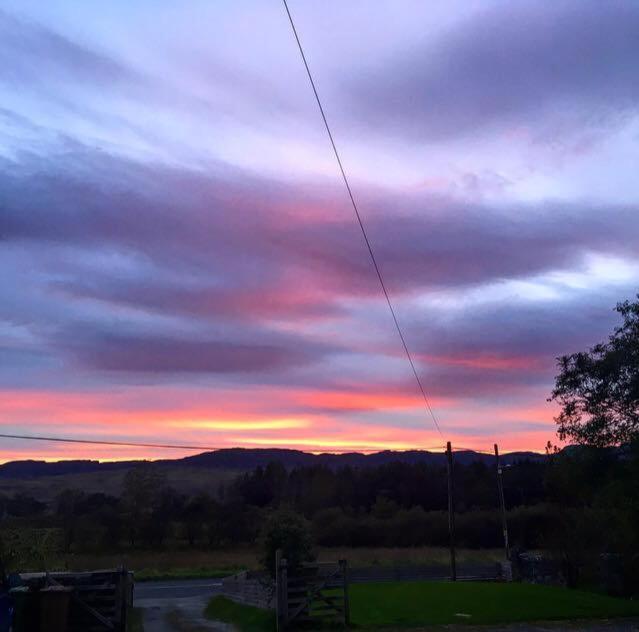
[0,447,544,479]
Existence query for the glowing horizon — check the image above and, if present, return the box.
[2,1,639,462]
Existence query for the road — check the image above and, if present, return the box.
[135,578,223,600]
[134,578,228,631]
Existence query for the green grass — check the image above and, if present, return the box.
[348,581,639,627]
[204,583,639,630]
[205,596,275,631]
[127,607,144,632]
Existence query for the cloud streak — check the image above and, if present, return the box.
[347,1,639,141]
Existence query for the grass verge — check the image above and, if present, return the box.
[127,607,144,632]
[205,596,275,631]
[348,581,639,627]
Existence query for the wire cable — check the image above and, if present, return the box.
[0,432,449,455]
[281,0,443,438]
[0,433,221,452]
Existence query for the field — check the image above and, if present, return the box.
[0,466,237,503]
[56,546,502,580]
[1,525,502,580]
[205,583,639,630]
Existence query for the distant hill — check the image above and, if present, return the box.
[0,447,545,479]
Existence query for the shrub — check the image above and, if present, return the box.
[260,508,314,577]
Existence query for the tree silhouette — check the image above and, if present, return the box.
[550,296,639,446]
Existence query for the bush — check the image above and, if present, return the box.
[260,508,314,577]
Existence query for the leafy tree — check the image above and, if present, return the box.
[260,508,314,577]
[550,297,639,446]
[182,493,210,547]
[6,493,45,518]
[121,465,168,546]
[56,489,86,552]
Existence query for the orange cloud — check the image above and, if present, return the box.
[423,354,545,370]
[165,418,310,431]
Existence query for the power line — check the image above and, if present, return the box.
[0,433,222,452]
[281,0,443,438]
[452,446,496,455]
[0,432,451,455]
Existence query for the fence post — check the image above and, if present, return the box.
[276,549,282,631]
[115,567,126,632]
[446,441,457,581]
[494,443,510,562]
[340,559,350,625]
[276,550,288,631]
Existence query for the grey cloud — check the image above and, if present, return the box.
[346,1,639,141]
[0,10,138,89]
[65,332,328,375]
[2,148,638,307]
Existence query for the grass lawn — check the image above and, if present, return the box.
[204,583,639,631]
[349,581,639,627]
[205,596,275,631]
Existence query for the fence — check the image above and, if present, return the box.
[514,553,562,585]
[348,562,503,583]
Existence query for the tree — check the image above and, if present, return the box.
[259,508,314,577]
[182,493,210,547]
[6,493,45,518]
[121,465,168,546]
[550,296,639,446]
[56,489,86,553]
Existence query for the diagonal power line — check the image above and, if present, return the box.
[0,433,447,455]
[0,433,222,452]
[281,0,443,437]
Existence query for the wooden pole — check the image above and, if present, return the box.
[340,559,350,625]
[494,444,510,561]
[446,441,457,581]
[276,549,288,631]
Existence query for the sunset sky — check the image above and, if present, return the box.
[2,1,639,461]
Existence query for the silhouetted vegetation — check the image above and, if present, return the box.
[0,445,636,593]
[551,295,639,446]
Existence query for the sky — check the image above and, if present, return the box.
[1,0,639,462]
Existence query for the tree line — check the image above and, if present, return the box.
[0,445,635,553]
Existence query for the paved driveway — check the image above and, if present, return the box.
[136,578,223,600]
[135,579,230,631]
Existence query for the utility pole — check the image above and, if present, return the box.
[446,441,457,581]
[494,443,510,560]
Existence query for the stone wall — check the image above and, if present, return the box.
[221,571,275,610]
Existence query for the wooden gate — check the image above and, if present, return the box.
[276,553,349,629]
[17,568,133,631]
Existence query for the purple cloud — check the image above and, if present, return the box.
[64,332,331,375]
[346,1,639,141]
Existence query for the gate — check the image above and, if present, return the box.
[16,568,133,631]
[276,552,349,629]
